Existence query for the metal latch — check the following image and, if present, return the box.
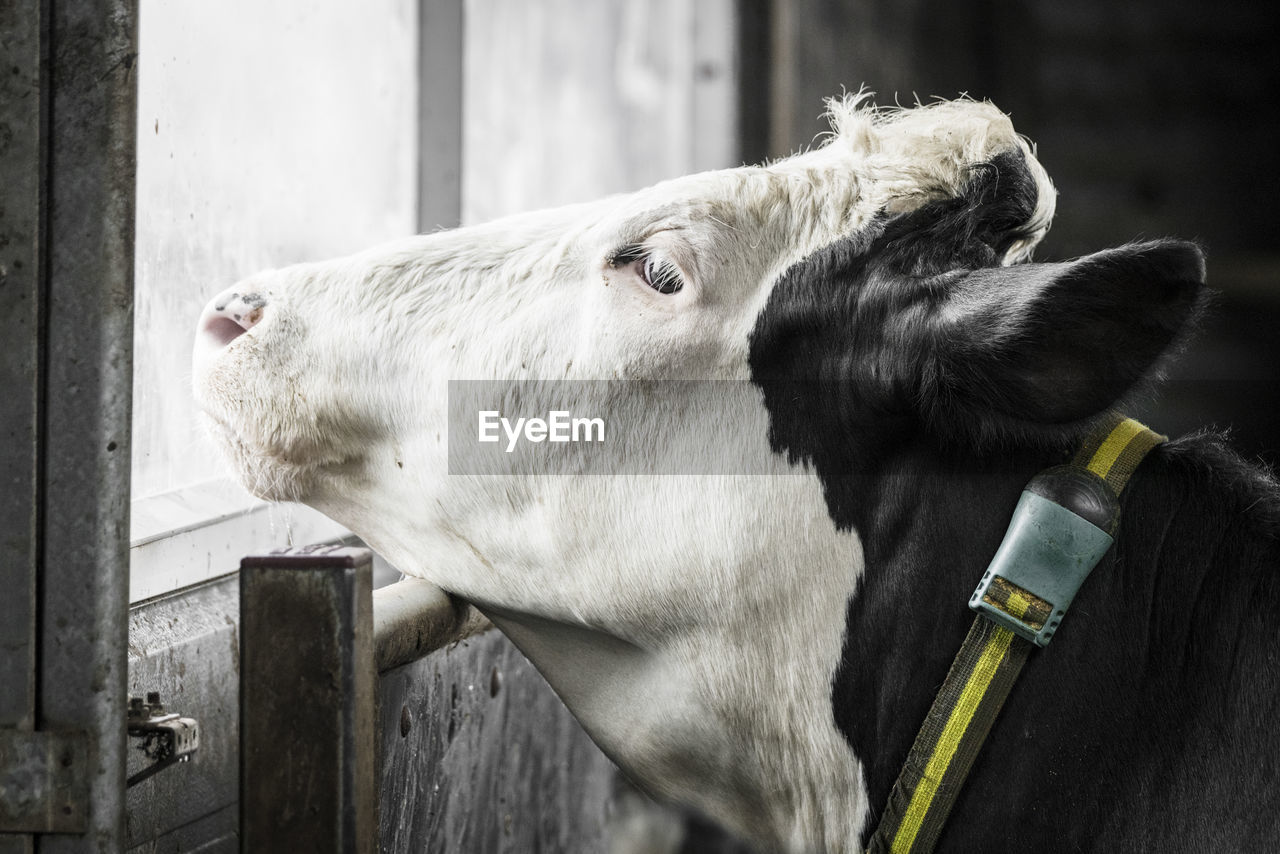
[126,693,199,787]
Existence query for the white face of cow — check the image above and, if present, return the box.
[194,98,1069,850]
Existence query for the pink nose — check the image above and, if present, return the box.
[198,287,268,349]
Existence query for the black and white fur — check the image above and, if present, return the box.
[194,94,1278,852]
[751,150,1277,850]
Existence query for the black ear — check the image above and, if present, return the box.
[917,239,1207,437]
[748,236,1206,462]
[749,149,1207,460]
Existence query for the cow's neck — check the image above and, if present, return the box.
[465,510,872,851]
[471,602,786,830]
[824,429,1063,839]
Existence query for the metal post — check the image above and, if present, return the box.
[240,547,376,854]
[0,0,136,850]
[372,578,487,674]
[0,0,46,844]
[734,0,774,166]
[38,2,137,850]
[418,0,463,231]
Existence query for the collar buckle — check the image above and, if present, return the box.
[968,467,1119,647]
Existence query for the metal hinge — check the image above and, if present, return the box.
[126,693,199,787]
[0,728,89,834]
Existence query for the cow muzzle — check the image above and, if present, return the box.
[196,286,268,354]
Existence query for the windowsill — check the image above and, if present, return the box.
[129,478,348,604]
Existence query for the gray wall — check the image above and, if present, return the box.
[126,579,239,852]
[381,633,637,853]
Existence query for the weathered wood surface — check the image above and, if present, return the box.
[126,573,750,852]
[379,630,704,854]
[126,578,239,853]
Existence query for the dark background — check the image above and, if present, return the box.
[739,0,1280,465]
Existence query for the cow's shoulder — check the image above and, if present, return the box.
[1116,429,1280,685]
[843,430,1280,852]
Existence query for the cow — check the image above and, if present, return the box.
[192,94,1280,852]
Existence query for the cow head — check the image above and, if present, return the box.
[193,96,1204,851]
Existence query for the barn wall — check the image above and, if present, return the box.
[126,579,240,853]
[768,1,1278,259]
[125,572,745,854]
[0,14,44,852]
[380,634,642,853]
[379,631,758,854]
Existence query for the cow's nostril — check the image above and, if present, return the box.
[195,288,270,365]
[203,314,252,347]
[197,288,268,349]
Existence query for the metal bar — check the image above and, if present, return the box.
[35,1,137,851]
[372,578,488,674]
[0,8,46,848]
[691,0,740,173]
[765,0,793,159]
[734,0,774,166]
[417,0,463,231]
[240,547,376,854]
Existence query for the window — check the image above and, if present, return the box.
[460,0,736,224]
[129,0,737,601]
[130,0,419,601]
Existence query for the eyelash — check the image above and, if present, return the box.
[609,244,684,295]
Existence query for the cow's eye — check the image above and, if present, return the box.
[639,254,683,295]
[608,243,685,295]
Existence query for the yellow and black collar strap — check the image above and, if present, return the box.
[865,412,1166,854]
